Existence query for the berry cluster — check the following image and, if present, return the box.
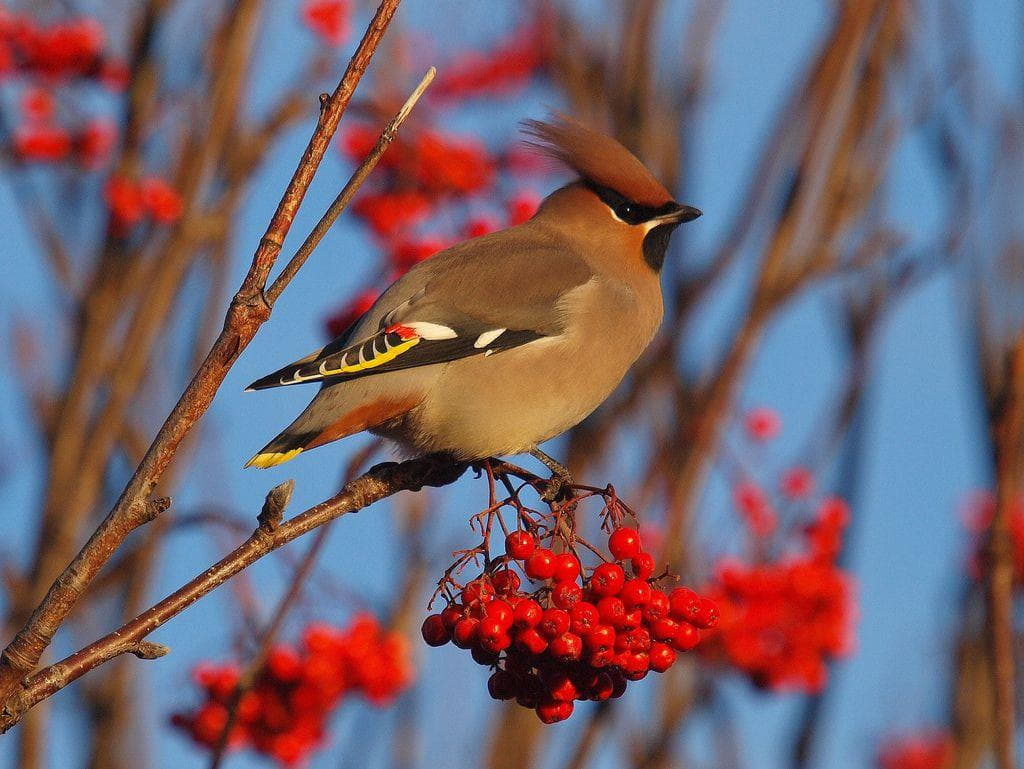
[702,497,854,692]
[421,527,718,723]
[878,731,953,769]
[173,614,413,766]
[0,9,120,81]
[105,174,184,231]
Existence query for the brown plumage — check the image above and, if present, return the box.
[521,114,673,207]
[244,116,701,469]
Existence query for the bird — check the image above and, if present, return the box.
[243,114,701,480]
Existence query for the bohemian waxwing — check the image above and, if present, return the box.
[244,115,701,471]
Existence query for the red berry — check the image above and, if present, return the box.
[549,632,583,661]
[491,568,521,594]
[643,590,670,623]
[651,617,680,642]
[538,608,570,639]
[441,605,463,631]
[672,622,700,651]
[488,670,517,700]
[569,602,599,636]
[486,599,514,630]
[552,553,581,582]
[669,587,701,621]
[693,597,720,629]
[536,698,573,724]
[462,579,495,605]
[619,578,652,607]
[513,599,543,628]
[609,670,628,698]
[478,630,511,653]
[452,618,479,649]
[631,552,656,580]
[596,596,626,626]
[543,670,579,702]
[472,644,499,666]
[588,671,614,701]
[608,527,642,560]
[621,651,650,680]
[505,531,536,560]
[584,624,615,654]
[525,548,557,579]
[620,608,642,631]
[551,581,583,609]
[420,614,450,646]
[649,642,676,672]
[515,628,548,655]
[591,563,626,596]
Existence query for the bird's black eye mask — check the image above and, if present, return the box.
[584,181,678,226]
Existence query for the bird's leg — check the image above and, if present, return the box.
[529,447,574,502]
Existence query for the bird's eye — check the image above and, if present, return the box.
[616,203,635,221]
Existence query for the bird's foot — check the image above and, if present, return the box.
[529,448,575,503]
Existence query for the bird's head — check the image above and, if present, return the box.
[522,115,701,272]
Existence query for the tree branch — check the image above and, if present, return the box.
[0,455,467,732]
[0,0,404,707]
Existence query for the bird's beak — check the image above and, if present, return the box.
[661,203,702,224]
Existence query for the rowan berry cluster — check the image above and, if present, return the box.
[300,0,350,47]
[421,525,719,723]
[702,497,854,692]
[105,174,184,230]
[173,614,413,766]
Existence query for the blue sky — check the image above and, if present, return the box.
[1,1,1020,767]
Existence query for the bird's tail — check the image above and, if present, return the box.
[244,429,316,469]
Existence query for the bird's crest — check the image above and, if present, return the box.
[521,114,673,208]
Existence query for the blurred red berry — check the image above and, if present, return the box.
[13,123,71,162]
[141,176,183,223]
[301,0,350,46]
[781,466,815,499]
[744,406,781,441]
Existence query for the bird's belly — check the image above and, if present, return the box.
[388,335,636,460]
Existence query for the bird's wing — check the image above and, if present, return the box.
[246,229,594,391]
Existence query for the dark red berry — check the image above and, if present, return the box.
[513,599,543,628]
[536,698,573,723]
[672,622,700,651]
[589,670,614,701]
[486,599,514,630]
[505,530,536,560]
[441,605,463,630]
[591,563,626,596]
[524,548,556,580]
[515,628,548,655]
[631,551,656,579]
[551,581,583,609]
[596,596,626,626]
[488,670,517,700]
[619,578,652,607]
[649,642,676,672]
[543,670,579,702]
[693,597,720,629]
[452,617,479,649]
[420,614,450,646]
[471,644,499,666]
[538,608,570,639]
[491,568,521,594]
[643,590,670,623]
[549,632,583,661]
[584,624,615,654]
[669,587,701,621]
[608,527,642,560]
[462,579,495,605]
[569,602,599,636]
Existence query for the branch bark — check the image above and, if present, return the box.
[0,456,467,732]
[0,0,404,708]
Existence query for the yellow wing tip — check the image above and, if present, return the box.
[244,448,303,469]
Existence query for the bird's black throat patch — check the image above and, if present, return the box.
[642,223,679,271]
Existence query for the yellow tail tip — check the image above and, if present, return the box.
[244,448,303,469]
